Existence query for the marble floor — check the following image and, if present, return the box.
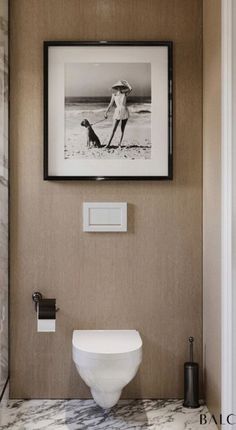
[0,399,217,430]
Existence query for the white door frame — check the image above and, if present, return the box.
[221,0,233,426]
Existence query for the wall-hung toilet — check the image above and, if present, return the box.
[72,330,142,408]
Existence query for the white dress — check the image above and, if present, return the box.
[113,93,129,120]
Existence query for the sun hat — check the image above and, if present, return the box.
[112,80,130,90]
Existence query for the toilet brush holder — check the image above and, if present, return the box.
[183,337,200,408]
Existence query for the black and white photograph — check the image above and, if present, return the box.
[44,42,172,179]
[64,62,151,160]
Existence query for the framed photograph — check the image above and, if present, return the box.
[44,41,173,180]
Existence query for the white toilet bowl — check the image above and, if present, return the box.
[72,330,142,408]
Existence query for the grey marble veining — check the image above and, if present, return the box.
[0,399,217,429]
[0,0,8,398]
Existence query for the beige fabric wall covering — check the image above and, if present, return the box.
[203,0,221,419]
[10,0,203,398]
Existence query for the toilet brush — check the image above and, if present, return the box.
[183,337,199,408]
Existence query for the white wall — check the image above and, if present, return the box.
[232,0,236,415]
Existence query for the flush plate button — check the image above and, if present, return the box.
[83,202,127,232]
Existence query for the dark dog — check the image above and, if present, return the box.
[81,119,102,148]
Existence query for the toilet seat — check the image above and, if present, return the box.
[72,330,142,361]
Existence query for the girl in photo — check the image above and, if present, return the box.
[104,80,132,148]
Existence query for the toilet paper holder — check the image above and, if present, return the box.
[32,291,60,313]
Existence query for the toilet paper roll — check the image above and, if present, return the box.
[37,319,56,332]
[37,299,56,332]
[38,299,56,319]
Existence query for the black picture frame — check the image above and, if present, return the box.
[44,41,173,181]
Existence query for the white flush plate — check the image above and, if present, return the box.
[83,202,127,232]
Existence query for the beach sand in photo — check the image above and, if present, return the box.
[64,102,151,160]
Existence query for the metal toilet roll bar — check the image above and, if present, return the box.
[32,291,60,317]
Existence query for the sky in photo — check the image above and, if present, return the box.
[65,62,151,98]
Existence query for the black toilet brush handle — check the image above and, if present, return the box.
[189,336,194,362]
